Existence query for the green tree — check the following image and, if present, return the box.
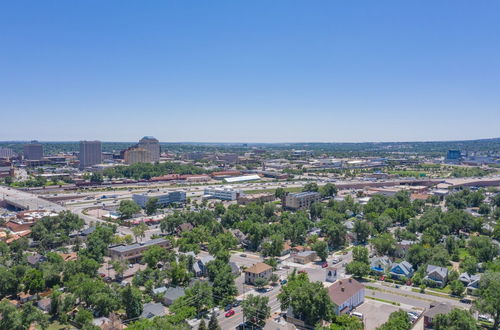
[142,245,169,269]
[353,220,370,244]
[461,256,478,275]
[345,261,370,278]
[433,308,478,330]
[75,309,93,327]
[145,197,159,216]
[371,233,396,256]
[313,240,329,261]
[329,314,363,330]
[208,312,221,330]
[278,272,335,326]
[167,262,191,286]
[275,187,285,199]
[111,259,127,280]
[303,182,319,192]
[90,172,104,184]
[119,200,142,219]
[449,280,465,297]
[319,183,338,198]
[122,285,143,319]
[22,268,45,294]
[474,271,500,329]
[352,246,369,264]
[261,234,284,257]
[254,277,269,290]
[132,222,148,243]
[198,319,208,330]
[242,295,270,328]
[377,310,411,330]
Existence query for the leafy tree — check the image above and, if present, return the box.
[353,220,370,243]
[371,233,396,256]
[254,277,269,290]
[468,236,499,262]
[261,234,284,257]
[81,225,115,262]
[275,187,285,199]
[75,309,93,327]
[313,240,329,261]
[319,183,338,198]
[377,310,411,330]
[119,200,142,219]
[208,312,221,330]
[0,300,22,329]
[461,256,477,275]
[22,268,45,294]
[345,261,370,278]
[198,319,208,330]
[449,280,465,297]
[303,182,319,192]
[323,222,347,249]
[242,295,270,328]
[310,202,324,220]
[145,197,160,215]
[433,308,478,330]
[329,314,363,330]
[132,222,148,243]
[167,262,191,286]
[111,259,127,280]
[474,271,500,329]
[278,272,335,326]
[122,285,143,319]
[90,172,103,184]
[142,245,170,269]
[263,203,275,218]
[406,244,428,268]
[352,246,369,264]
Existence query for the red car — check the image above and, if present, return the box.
[321,262,328,268]
[298,270,307,274]
[225,309,235,318]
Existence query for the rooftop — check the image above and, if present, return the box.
[245,262,272,274]
[327,278,364,306]
[109,238,169,253]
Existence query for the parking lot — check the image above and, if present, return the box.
[355,299,413,330]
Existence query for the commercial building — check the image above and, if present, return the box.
[108,238,171,262]
[138,136,160,162]
[203,187,242,200]
[23,141,43,160]
[237,193,274,205]
[79,140,101,169]
[244,262,273,285]
[283,192,321,210]
[224,174,261,183]
[124,147,150,164]
[327,278,365,315]
[293,251,317,264]
[132,191,186,208]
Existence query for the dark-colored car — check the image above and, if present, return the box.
[280,279,287,285]
[460,298,472,304]
[224,304,233,311]
[322,262,328,268]
[232,300,241,307]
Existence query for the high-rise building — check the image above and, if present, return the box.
[124,147,149,164]
[23,140,43,160]
[138,136,160,162]
[79,141,102,169]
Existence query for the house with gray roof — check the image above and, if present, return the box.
[152,286,186,306]
[459,272,481,295]
[389,261,414,279]
[424,265,449,288]
[193,255,215,277]
[370,256,392,274]
[140,302,166,319]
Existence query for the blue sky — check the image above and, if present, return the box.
[1,1,499,142]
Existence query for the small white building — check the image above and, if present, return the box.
[203,187,242,201]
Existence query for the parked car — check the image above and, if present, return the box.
[280,279,287,285]
[322,262,329,268]
[298,270,307,274]
[225,309,235,318]
[240,254,247,257]
[460,298,472,304]
[224,304,232,311]
[232,300,241,307]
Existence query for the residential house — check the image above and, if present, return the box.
[281,242,292,256]
[244,262,273,285]
[193,255,215,277]
[395,240,417,257]
[18,292,37,304]
[423,303,453,329]
[327,278,365,315]
[293,251,317,264]
[37,298,51,313]
[27,253,47,267]
[459,273,481,295]
[140,302,166,319]
[370,256,392,274]
[389,261,414,279]
[230,229,248,247]
[175,223,194,235]
[152,286,186,306]
[424,265,449,288]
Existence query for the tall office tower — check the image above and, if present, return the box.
[23,140,44,160]
[138,136,160,162]
[79,140,102,169]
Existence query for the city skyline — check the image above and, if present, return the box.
[2,1,500,142]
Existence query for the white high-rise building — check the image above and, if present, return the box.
[138,136,160,162]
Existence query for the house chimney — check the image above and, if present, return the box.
[349,278,352,283]
[341,287,345,292]
[339,280,342,285]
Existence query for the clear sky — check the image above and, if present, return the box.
[1,1,499,143]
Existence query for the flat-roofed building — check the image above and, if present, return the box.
[237,193,274,205]
[132,191,186,208]
[23,141,43,160]
[283,191,321,210]
[203,187,242,201]
[108,238,171,262]
[79,140,101,169]
[124,147,150,164]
